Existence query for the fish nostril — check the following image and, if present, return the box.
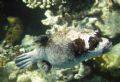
[108,42,112,48]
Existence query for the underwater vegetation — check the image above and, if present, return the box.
[1,0,120,82]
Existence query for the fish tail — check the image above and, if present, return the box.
[15,49,38,69]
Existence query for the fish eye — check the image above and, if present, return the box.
[89,36,99,50]
[90,37,96,43]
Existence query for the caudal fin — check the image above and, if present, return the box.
[15,53,33,69]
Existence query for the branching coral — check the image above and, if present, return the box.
[40,0,114,36]
[22,0,65,9]
[41,9,99,35]
[96,11,120,38]
[41,10,72,34]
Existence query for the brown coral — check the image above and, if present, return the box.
[4,17,23,45]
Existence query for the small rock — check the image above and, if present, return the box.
[4,61,18,75]
[17,74,32,82]
[19,48,25,53]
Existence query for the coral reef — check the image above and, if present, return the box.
[2,61,47,82]
[41,10,71,34]
[17,74,32,82]
[0,55,8,68]
[41,9,99,35]
[96,11,120,38]
[55,63,91,82]
[22,0,64,9]
[1,0,120,82]
[113,0,120,5]
[16,71,47,82]
[21,35,37,51]
[1,61,19,82]
[4,61,18,75]
[94,43,120,71]
[40,0,113,36]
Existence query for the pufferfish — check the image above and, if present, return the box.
[15,29,112,72]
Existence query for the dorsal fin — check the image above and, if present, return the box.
[35,35,49,46]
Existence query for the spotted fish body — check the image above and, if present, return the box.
[15,29,112,69]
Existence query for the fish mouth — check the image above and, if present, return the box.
[102,42,112,53]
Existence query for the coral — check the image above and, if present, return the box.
[21,35,37,51]
[113,0,120,5]
[41,10,63,26]
[53,63,91,82]
[74,63,91,79]
[2,61,47,82]
[22,1,96,38]
[94,43,120,71]
[22,0,65,9]
[41,10,71,34]
[41,9,99,35]
[3,61,18,75]
[1,0,120,82]
[17,74,32,82]
[0,45,21,81]
[17,71,47,82]
[4,17,23,45]
[40,0,114,36]
[21,35,35,46]
[89,0,113,16]
[90,0,120,38]
[1,61,19,82]
[22,0,95,14]
[0,55,8,82]
[22,0,114,38]
[96,11,120,38]
[0,42,21,60]
[0,55,9,68]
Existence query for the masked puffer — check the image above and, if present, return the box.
[15,29,112,71]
